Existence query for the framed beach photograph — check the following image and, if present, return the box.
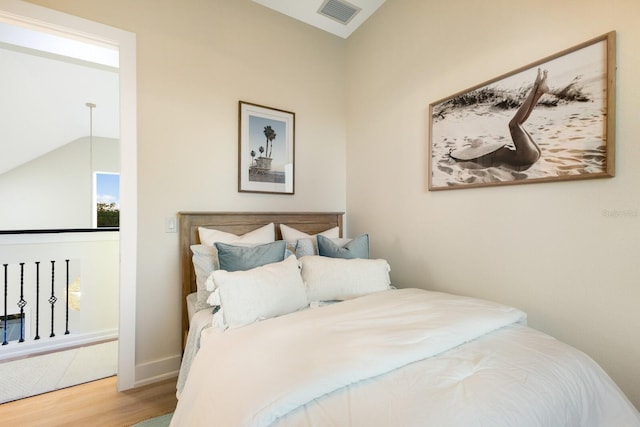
[428,32,616,191]
[238,101,295,194]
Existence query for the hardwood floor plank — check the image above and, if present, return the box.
[0,376,177,427]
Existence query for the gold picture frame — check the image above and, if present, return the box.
[428,31,616,191]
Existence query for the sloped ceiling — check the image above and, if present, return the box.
[252,0,385,39]
[0,21,119,175]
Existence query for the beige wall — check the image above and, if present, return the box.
[346,0,640,408]
[23,0,347,382]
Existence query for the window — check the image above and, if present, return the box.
[95,172,120,227]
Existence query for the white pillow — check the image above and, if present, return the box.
[199,223,275,248]
[207,255,308,329]
[299,255,391,302]
[280,224,340,257]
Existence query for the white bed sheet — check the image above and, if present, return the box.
[177,296,213,397]
[186,292,198,323]
[171,288,640,426]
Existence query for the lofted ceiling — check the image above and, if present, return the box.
[0,21,119,176]
[253,0,386,39]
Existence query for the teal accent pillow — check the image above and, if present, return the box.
[215,240,287,272]
[317,234,369,259]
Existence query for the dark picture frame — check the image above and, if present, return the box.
[238,101,295,194]
[428,32,616,191]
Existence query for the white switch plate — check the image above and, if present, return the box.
[165,216,177,233]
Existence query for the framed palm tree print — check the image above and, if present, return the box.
[238,101,295,194]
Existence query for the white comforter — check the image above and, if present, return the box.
[171,288,640,427]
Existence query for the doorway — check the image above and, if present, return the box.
[0,0,137,391]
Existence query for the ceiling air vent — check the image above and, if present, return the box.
[317,0,361,25]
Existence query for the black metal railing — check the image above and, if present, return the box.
[1,260,72,346]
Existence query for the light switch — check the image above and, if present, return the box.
[165,216,177,233]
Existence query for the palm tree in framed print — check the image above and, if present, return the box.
[264,125,276,158]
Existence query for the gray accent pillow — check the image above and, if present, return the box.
[215,240,287,272]
[317,234,369,259]
[294,238,317,258]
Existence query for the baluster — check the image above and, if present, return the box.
[49,260,57,338]
[2,264,7,346]
[65,259,70,335]
[35,261,40,340]
[18,263,26,342]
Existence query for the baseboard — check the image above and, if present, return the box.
[134,354,180,387]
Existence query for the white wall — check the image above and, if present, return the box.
[0,136,118,229]
[23,0,347,384]
[346,0,640,408]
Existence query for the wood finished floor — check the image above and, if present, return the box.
[0,375,177,427]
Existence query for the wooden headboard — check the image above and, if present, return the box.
[178,211,344,342]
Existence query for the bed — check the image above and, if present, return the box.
[173,211,640,427]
